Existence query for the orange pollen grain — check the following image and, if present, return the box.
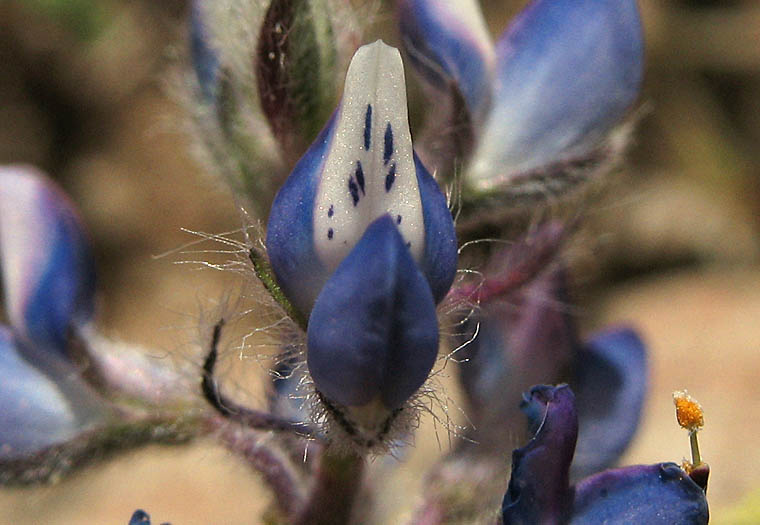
[673,391,704,431]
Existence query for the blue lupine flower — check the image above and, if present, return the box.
[0,166,104,458]
[456,225,647,475]
[502,385,709,524]
[266,40,457,316]
[266,41,456,434]
[0,165,96,355]
[398,0,644,193]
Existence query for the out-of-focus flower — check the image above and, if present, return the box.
[266,41,457,443]
[398,0,643,196]
[502,385,709,524]
[0,166,105,459]
[455,223,647,477]
[0,326,104,460]
[0,165,96,354]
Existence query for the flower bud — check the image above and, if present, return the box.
[266,40,457,315]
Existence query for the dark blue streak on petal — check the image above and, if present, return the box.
[327,204,334,218]
[355,161,366,195]
[348,176,360,206]
[364,105,372,150]
[328,228,334,240]
[396,215,402,224]
[385,163,397,192]
[384,123,394,165]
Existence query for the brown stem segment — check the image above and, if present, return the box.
[295,449,365,525]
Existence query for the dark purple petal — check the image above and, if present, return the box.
[0,165,96,355]
[502,385,578,524]
[470,0,643,189]
[571,463,709,524]
[307,215,439,409]
[571,327,648,479]
[397,0,494,124]
[0,326,104,459]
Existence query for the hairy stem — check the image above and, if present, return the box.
[217,423,306,515]
[295,448,365,525]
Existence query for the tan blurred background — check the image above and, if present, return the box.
[1,0,759,523]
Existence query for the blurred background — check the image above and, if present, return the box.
[0,0,759,522]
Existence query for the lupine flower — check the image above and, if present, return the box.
[502,385,709,524]
[266,40,457,441]
[456,224,647,477]
[0,166,104,459]
[398,0,644,196]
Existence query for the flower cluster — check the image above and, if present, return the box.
[0,0,711,523]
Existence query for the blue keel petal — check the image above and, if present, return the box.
[307,215,439,410]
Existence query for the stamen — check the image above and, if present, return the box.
[673,390,704,468]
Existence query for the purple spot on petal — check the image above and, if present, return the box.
[328,204,334,218]
[384,123,394,165]
[328,228,334,240]
[385,163,397,192]
[396,215,402,225]
[355,161,365,195]
[348,177,360,206]
[364,105,372,150]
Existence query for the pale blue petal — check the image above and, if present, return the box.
[0,326,104,459]
[398,0,495,123]
[470,0,643,189]
[0,165,96,355]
